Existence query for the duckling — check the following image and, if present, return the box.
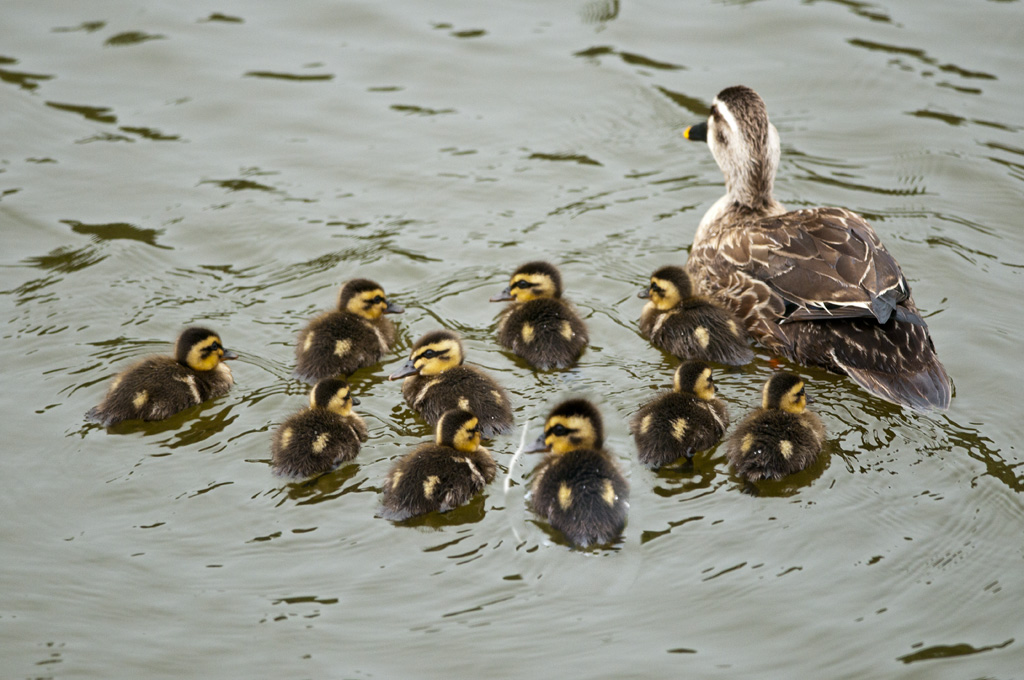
[682,85,950,410]
[630,360,730,469]
[271,378,369,479]
[639,265,753,365]
[380,409,497,521]
[491,261,589,370]
[527,399,629,548]
[86,326,237,427]
[389,329,513,438]
[725,372,826,482]
[294,278,403,383]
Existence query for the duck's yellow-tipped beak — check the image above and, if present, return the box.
[684,122,707,142]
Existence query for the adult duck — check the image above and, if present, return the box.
[683,85,950,411]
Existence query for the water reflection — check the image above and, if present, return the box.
[62,219,170,249]
[0,56,53,91]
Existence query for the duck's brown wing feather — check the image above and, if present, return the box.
[727,207,918,325]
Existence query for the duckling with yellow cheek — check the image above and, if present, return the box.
[294,278,403,383]
[389,329,513,438]
[380,410,497,521]
[86,326,237,427]
[725,372,826,482]
[527,399,629,548]
[271,378,369,479]
[630,360,730,469]
[491,261,589,370]
[639,266,753,366]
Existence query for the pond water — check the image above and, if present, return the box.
[2,0,1022,677]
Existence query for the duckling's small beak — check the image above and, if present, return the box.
[351,396,361,406]
[490,287,513,302]
[384,300,404,314]
[388,359,419,380]
[683,122,707,142]
[637,287,651,299]
[221,349,239,360]
[524,432,550,453]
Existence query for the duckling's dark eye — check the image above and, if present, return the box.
[650,284,664,296]
[421,349,439,359]
[514,280,533,289]
[372,295,385,304]
[551,424,569,437]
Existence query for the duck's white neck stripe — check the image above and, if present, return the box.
[714,97,740,139]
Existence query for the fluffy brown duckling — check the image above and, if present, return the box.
[294,278,403,383]
[630,360,729,469]
[491,260,589,370]
[271,378,368,479]
[527,399,629,548]
[639,265,753,365]
[86,326,237,427]
[389,329,513,438]
[380,409,497,520]
[725,372,826,481]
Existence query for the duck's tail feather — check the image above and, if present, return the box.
[787,317,951,412]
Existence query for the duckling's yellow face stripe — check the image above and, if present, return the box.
[507,273,557,302]
[694,368,715,401]
[323,386,353,415]
[411,339,462,376]
[346,288,389,320]
[763,380,807,413]
[780,382,807,414]
[543,414,598,455]
[647,277,681,311]
[186,335,226,371]
[448,417,482,453]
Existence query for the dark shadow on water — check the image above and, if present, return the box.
[896,638,1014,665]
[380,492,490,529]
[650,450,726,499]
[22,245,107,273]
[526,517,625,553]
[62,219,171,249]
[77,402,238,448]
[734,442,833,498]
[274,462,366,506]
